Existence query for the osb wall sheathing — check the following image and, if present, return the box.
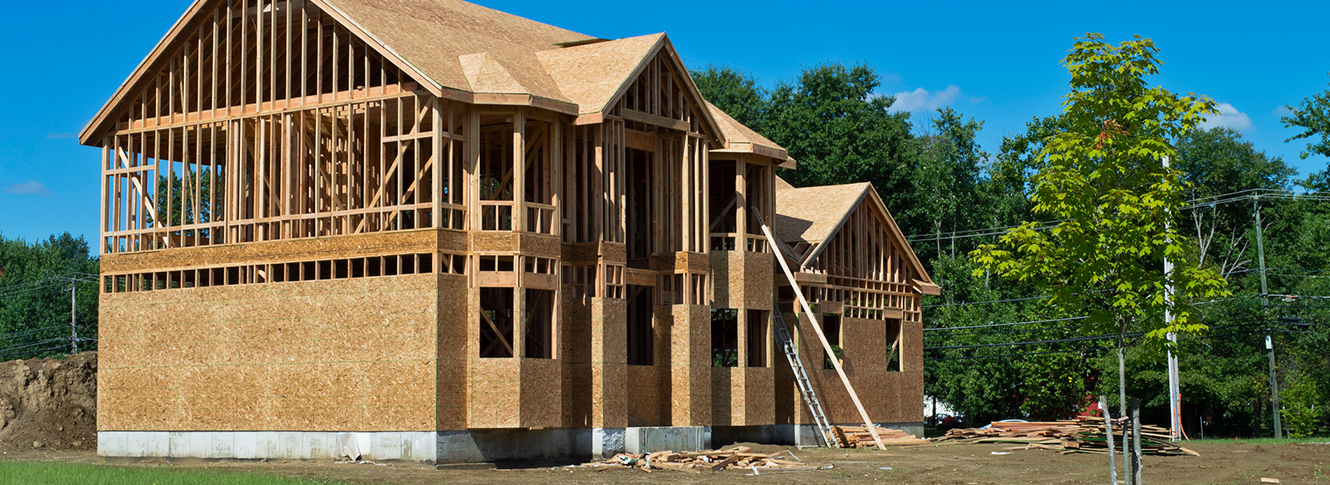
[709,251,772,310]
[466,282,566,429]
[437,274,468,430]
[591,297,628,428]
[649,252,711,274]
[98,274,440,432]
[711,367,737,426]
[559,288,593,428]
[743,367,775,425]
[669,305,710,426]
[707,253,731,307]
[741,252,774,310]
[520,358,562,427]
[783,312,923,426]
[627,365,663,426]
[102,229,458,274]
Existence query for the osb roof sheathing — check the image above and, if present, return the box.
[82,0,725,144]
[776,178,935,284]
[329,0,584,100]
[775,182,872,245]
[538,34,664,115]
[705,101,788,161]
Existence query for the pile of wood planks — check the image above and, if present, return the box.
[933,419,1199,456]
[588,446,814,473]
[830,425,930,447]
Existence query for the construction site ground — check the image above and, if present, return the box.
[0,440,1327,484]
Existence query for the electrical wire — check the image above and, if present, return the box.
[924,316,1089,331]
[925,346,1111,362]
[925,332,1137,351]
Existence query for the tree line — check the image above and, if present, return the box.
[693,35,1330,438]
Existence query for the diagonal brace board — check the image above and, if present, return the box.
[753,207,887,451]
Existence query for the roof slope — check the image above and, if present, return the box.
[775,178,934,284]
[706,101,788,161]
[774,182,871,246]
[538,34,663,115]
[83,0,726,144]
[329,0,592,99]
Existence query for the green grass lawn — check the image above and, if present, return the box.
[0,461,353,485]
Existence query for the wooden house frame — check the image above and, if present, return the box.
[81,0,933,463]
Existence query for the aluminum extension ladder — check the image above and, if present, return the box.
[772,300,840,448]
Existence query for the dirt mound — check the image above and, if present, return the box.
[0,352,96,451]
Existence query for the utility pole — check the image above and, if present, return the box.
[1164,156,1181,441]
[1253,196,1281,438]
[70,279,79,354]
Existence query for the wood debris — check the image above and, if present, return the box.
[831,425,930,447]
[588,446,815,472]
[933,419,1199,456]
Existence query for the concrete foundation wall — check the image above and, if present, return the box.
[98,431,437,461]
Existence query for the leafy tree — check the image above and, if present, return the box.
[970,34,1231,417]
[691,65,768,133]
[1281,76,1330,160]
[0,233,99,359]
[1174,128,1296,279]
[906,108,988,261]
[763,63,917,209]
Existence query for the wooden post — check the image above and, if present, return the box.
[753,207,886,450]
[1102,396,1118,485]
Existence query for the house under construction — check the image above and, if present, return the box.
[81,0,937,463]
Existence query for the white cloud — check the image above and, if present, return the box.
[888,85,962,113]
[1199,103,1252,131]
[5,180,53,197]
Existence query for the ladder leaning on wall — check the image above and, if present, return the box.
[772,303,840,447]
[752,206,888,450]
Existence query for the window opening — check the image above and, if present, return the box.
[711,309,738,368]
[479,287,514,358]
[822,314,842,369]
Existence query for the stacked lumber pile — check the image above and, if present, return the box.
[830,425,930,447]
[589,446,814,473]
[934,419,1199,456]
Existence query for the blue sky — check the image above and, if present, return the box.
[2,0,1327,246]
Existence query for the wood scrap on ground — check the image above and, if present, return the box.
[933,419,1199,456]
[831,425,930,447]
[588,446,816,472]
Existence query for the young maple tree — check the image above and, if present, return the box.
[970,33,1231,417]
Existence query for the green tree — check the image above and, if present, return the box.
[1281,76,1330,160]
[691,65,768,132]
[970,34,1231,417]
[906,108,988,261]
[0,233,99,359]
[763,63,917,208]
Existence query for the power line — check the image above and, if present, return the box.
[925,315,1089,331]
[925,346,1111,362]
[923,294,1054,309]
[925,332,1137,351]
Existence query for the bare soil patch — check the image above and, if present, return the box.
[2,440,1327,484]
[0,352,96,453]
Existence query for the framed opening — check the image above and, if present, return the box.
[524,289,554,359]
[746,310,768,368]
[822,314,842,369]
[627,285,654,366]
[711,309,739,368]
[886,318,902,372]
[479,287,515,358]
